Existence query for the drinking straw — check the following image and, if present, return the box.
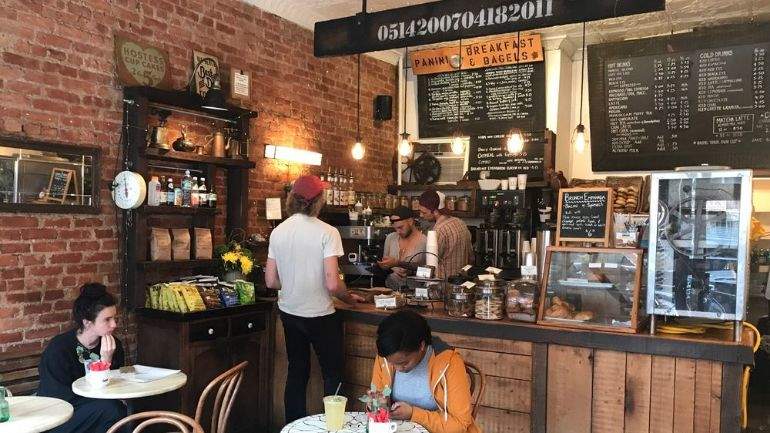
[334,382,342,396]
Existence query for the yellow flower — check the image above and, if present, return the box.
[222,252,238,264]
[240,256,253,275]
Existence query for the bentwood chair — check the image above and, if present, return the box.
[106,411,204,433]
[464,361,486,418]
[194,361,249,433]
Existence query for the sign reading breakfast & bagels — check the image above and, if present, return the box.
[114,34,172,89]
[411,34,543,75]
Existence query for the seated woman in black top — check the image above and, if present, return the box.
[38,283,127,433]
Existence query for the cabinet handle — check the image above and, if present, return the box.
[247,322,253,329]
[208,328,215,335]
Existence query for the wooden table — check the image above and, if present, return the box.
[71,370,187,400]
[280,412,429,433]
[0,396,73,433]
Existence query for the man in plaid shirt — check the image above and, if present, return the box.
[418,190,473,279]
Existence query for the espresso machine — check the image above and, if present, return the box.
[336,225,393,286]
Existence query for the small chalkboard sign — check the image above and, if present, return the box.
[556,188,613,246]
[45,168,75,203]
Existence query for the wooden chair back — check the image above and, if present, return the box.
[464,361,485,418]
[195,361,248,433]
[0,350,42,396]
[106,411,204,433]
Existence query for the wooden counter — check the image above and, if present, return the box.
[270,303,753,433]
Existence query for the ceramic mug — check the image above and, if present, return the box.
[369,421,398,433]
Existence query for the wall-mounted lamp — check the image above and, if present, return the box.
[264,144,323,166]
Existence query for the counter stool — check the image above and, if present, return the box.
[464,362,485,418]
[106,411,203,433]
[194,361,248,433]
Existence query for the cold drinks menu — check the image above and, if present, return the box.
[589,26,770,171]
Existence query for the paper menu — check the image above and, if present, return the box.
[116,365,181,383]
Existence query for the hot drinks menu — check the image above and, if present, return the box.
[588,24,770,171]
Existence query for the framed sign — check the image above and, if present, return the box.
[314,0,665,57]
[556,187,613,246]
[114,34,172,89]
[411,33,543,75]
[231,69,250,100]
[45,168,76,204]
[192,51,220,97]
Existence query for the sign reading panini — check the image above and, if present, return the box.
[314,0,665,57]
[411,34,543,75]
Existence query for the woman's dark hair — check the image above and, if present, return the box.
[72,283,116,331]
[376,310,432,357]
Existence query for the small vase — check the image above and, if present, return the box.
[223,270,244,283]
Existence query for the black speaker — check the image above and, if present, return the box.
[373,95,393,121]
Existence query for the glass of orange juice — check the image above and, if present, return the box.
[323,395,347,431]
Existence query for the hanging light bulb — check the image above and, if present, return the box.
[506,129,525,154]
[398,132,413,156]
[451,135,465,155]
[352,139,365,160]
[573,124,587,154]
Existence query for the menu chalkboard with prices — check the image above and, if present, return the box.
[588,24,770,172]
[556,188,613,245]
[467,130,555,180]
[418,61,546,138]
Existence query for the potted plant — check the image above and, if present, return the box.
[359,384,396,433]
[214,241,254,282]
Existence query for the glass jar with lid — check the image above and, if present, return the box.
[475,279,505,320]
[411,196,420,211]
[457,195,470,212]
[445,196,456,211]
[400,195,409,208]
[506,277,539,322]
[445,277,475,318]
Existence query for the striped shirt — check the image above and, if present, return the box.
[434,216,472,279]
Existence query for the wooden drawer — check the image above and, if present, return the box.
[190,319,228,342]
[231,313,266,336]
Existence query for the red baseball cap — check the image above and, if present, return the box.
[291,175,329,200]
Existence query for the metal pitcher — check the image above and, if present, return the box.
[208,131,226,157]
[226,136,241,158]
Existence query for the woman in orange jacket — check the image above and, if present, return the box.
[370,310,481,433]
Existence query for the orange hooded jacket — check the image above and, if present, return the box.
[370,339,481,433]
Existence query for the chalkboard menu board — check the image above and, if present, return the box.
[46,168,74,203]
[418,61,546,138]
[467,130,555,180]
[556,188,613,245]
[588,24,770,172]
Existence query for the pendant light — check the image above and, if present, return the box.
[506,31,525,154]
[572,22,589,154]
[451,39,465,155]
[352,53,365,160]
[398,46,413,157]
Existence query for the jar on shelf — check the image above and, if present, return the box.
[457,195,470,212]
[411,196,420,211]
[400,195,410,208]
[475,279,505,320]
[446,196,456,211]
[505,277,539,322]
[445,278,475,318]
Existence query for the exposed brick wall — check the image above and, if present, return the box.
[0,1,397,354]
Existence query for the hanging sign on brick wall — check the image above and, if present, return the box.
[410,33,543,75]
[114,34,172,89]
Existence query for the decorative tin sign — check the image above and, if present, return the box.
[192,51,220,97]
[114,34,171,88]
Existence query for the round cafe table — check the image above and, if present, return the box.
[0,396,73,433]
[281,412,429,433]
[71,370,187,400]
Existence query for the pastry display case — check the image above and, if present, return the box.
[538,247,644,333]
[646,170,752,336]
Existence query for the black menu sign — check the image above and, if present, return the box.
[556,188,612,245]
[467,130,555,180]
[589,24,770,171]
[418,62,546,138]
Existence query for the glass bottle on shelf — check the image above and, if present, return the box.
[181,170,192,207]
[199,178,208,208]
[166,178,175,206]
[147,176,160,206]
[191,176,200,207]
[0,387,9,422]
[208,184,217,209]
[348,172,356,206]
[324,167,333,204]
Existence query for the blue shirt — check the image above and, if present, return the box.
[392,346,439,411]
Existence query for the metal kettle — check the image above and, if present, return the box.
[172,127,196,152]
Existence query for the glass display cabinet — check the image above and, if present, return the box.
[647,169,752,340]
[538,247,645,333]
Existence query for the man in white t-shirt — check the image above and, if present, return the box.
[265,174,363,423]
